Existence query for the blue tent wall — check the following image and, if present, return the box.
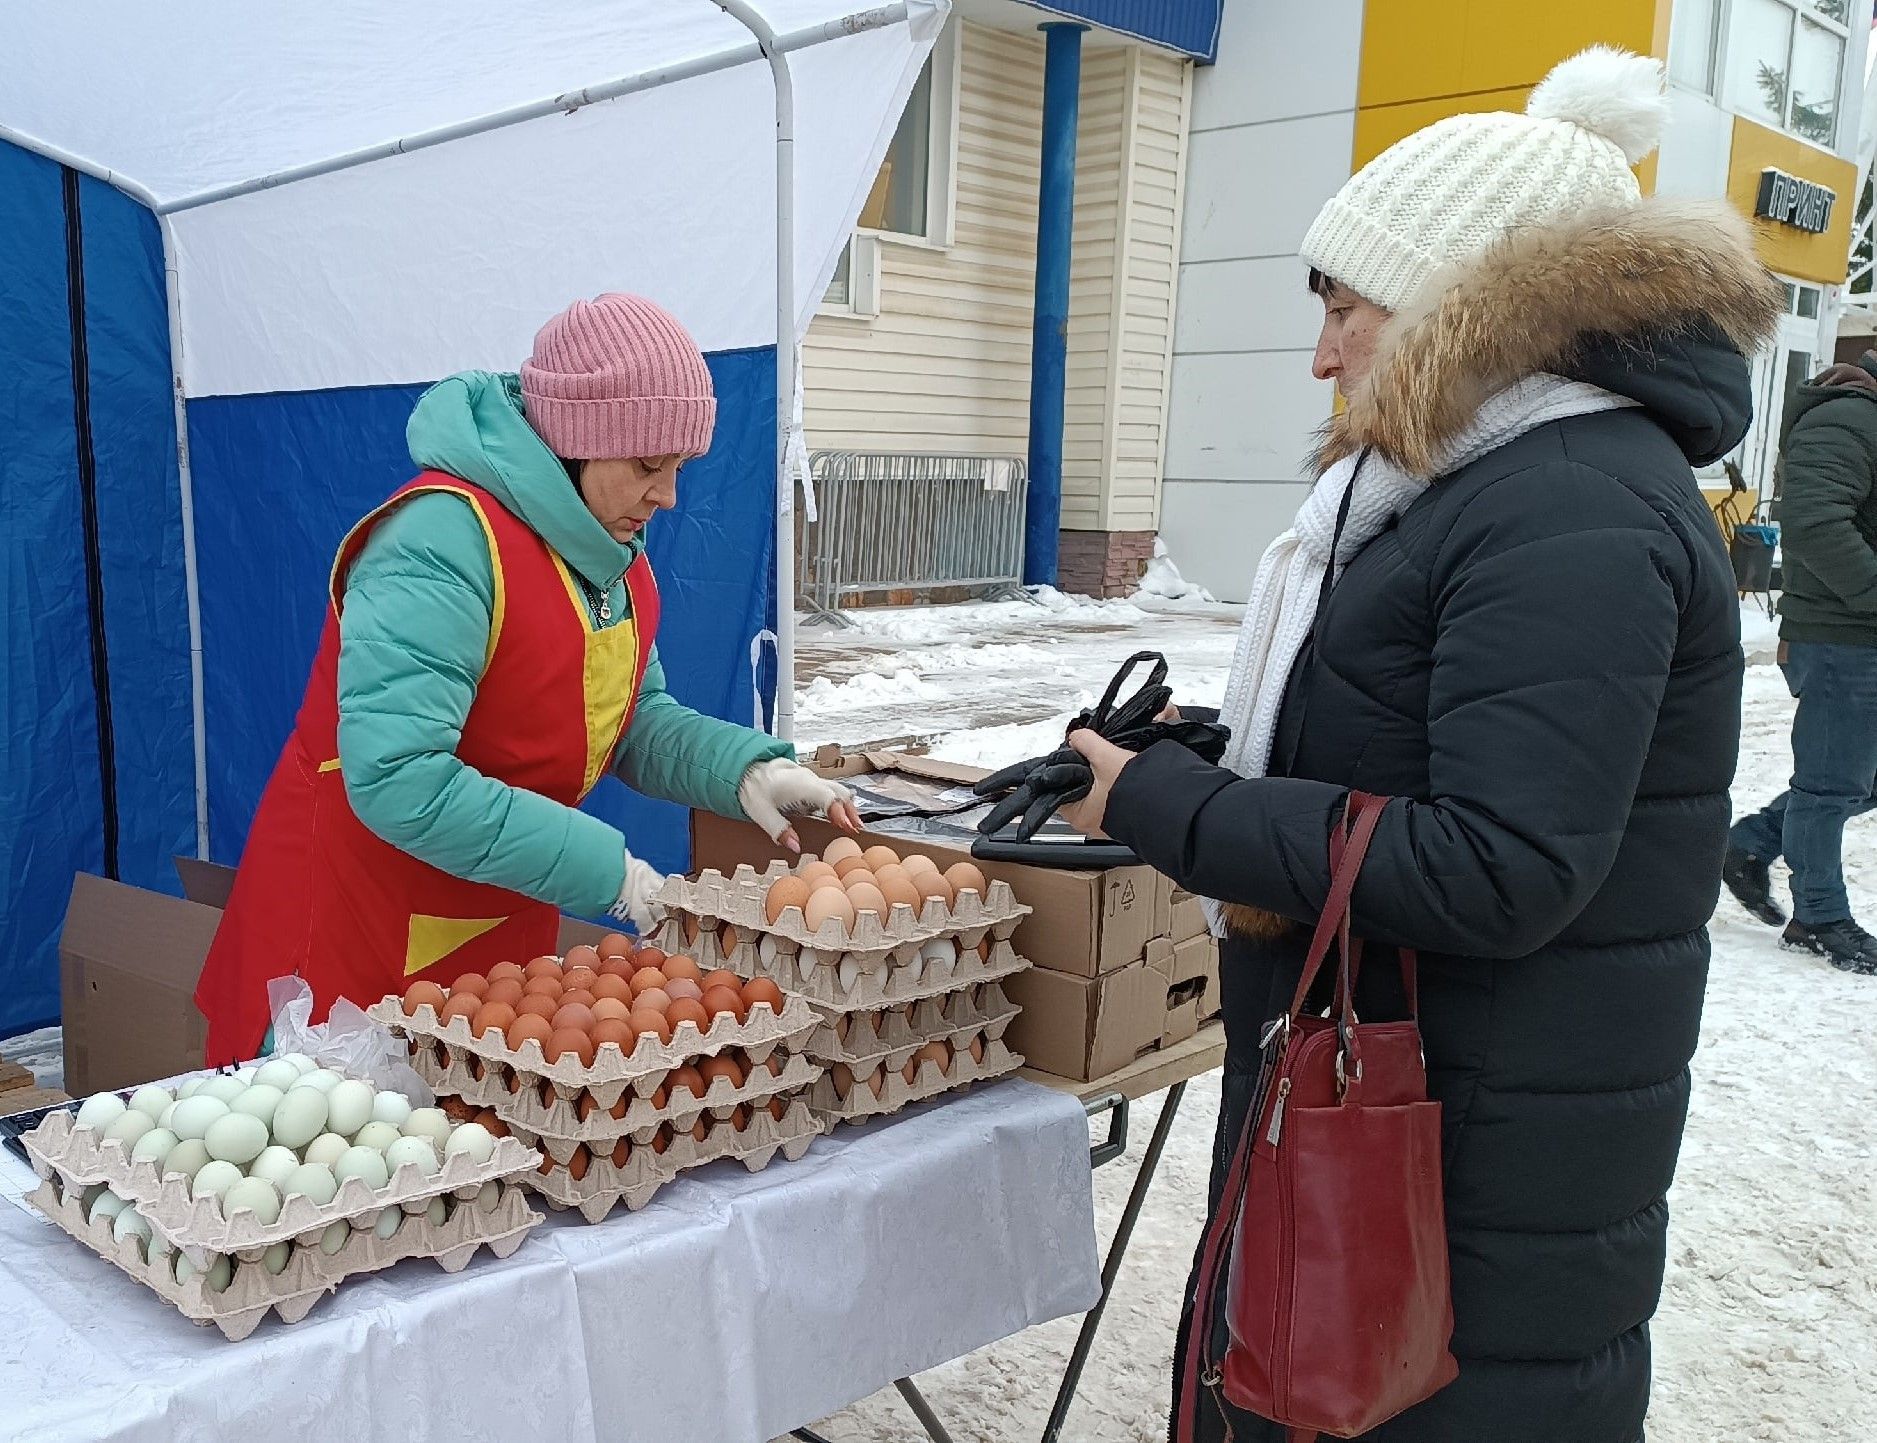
[185,346,777,882]
[0,142,194,1037]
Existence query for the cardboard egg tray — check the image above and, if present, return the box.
[656,859,1030,962]
[410,1039,824,1145]
[727,927,1031,1012]
[809,982,1021,1071]
[366,992,818,1110]
[811,1036,1024,1128]
[23,1106,541,1260]
[28,1172,540,1341]
[514,1094,822,1223]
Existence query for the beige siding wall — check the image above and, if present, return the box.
[803,23,1192,535]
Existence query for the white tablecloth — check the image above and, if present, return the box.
[0,1079,1100,1443]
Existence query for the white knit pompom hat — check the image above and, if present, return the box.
[1300,46,1669,312]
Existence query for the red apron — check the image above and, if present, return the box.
[195,473,659,1064]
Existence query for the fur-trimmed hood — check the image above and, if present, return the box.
[1321,199,1784,478]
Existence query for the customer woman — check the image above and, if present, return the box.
[197,293,857,1063]
[1061,50,1779,1442]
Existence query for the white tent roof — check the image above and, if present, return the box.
[3,0,944,395]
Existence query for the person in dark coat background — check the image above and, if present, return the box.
[1059,49,1782,1443]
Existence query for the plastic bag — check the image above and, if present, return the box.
[266,976,433,1104]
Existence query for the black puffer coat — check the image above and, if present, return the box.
[1105,202,1782,1443]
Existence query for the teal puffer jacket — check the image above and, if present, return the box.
[334,370,791,915]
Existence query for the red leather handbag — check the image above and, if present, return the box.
[1178,793,1457,1442]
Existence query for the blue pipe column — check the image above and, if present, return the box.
[1024,21,1087,587]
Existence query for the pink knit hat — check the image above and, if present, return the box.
[520,293,717,460]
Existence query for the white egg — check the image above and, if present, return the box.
[229,1084,285,1128]
[204,1113,269,1167]
[168,1096,231,1141]
[283,1162,339,1206]
[129,1127,180,1168]
[369,1091,413,1128]
[443,1122,495,1166]
[758,933,782,968]
[224,1177,282,1225]
[247,1145,302,1191]
[261,1241,292,1275]
[371,1208,401,1239]
[333,1145,389,1191]
[253,1059,302,1092]
[920,937,958,969]
[158,1102,180,1130]
[383,1136,440,1178]
[270,1088,329,1150]
[190,1160,244,1204]
[837,957,861,992]
[234,1066,259,1084]
[74,1092,128,1131]
[317,1220,350,1255]
[198,1076,248,1105]
[79,1183,106,1216]
[163,1138,212,1182]
[88,1189,130,1226]
[147,1230,175,1266]
[128,1084,173,1121]
[291,1068,345,1095]
[351,1121,402,1154]
[324,1079,375,1137]
[425,1195,448,1226]
[174,1251,233,1292]
[111,1206,154,1262]
[175,1077,205,1100]
[275,1052,318,1076]
[400,1107,452,1151]
[302,1132,351,1169]
[103,1110,156,1148]
[474,1180,502,1213]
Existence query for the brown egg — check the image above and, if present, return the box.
[603,1090,629,1121]
[515,993,560,1023]
[550,1002,595,1034]
[766,876,813,924]
[537,1151,556,1176]
[590,996,632,1025]
[548,1028,596,1066]
[523,956,563,981]
[913,871,955,909]
[483,977,525,1008]
[663,954,702,984]
[900,854,939,879]
[968,1035,986,1065]
[879,875,923,913]
[576,1093,601,1122]
[566,1144,591,1181]
[505,1013,554,1054]
[471,1001,517,1039]
[862,844,901,873]
[629,1009,673,1044]
[701,969,742,994]
[668,1065,706,1098]
[756,1051,785,1078]
[487,961,526,984]
[874,863,909,887]
[845,882,888,920]
[438,992,481,1026]
[611,1137,632,1168]
[798,861,839,889]
[563,945,601,972]
[562,966,599,993]
[864,1066,887,1098]
[402,981,446,1016]
[700,1054,747,1091]
[538,1079,556,1107]
[766,1095,788,1123]
[904,1040,951,1085]
[833,855,872,880]
[977,937,994,963]
[823,837,864,865]
[702,987,747,1025]
[592,973,633,1004]
[690,1118,711,1144]
[598,956,636,981]
[651,1129,671,1156]
[682,912,701,944]
[523,974,563,999]
[665,978,704,1004]
[593,1017,641,1053]
[741,977,784,1015]
[635,946,669,970]
[558,988,596,1011]
[599,932,634,960]
[628,968,669,998]
[944,862,987,900]
[450,973,490,999]
[839,869,877,892]
[636,988,674,1016]
[804,887,856,935]
[666,998,710,1034]
[717,924,739,958]
[830,1062,863,1099]
[730,1105,753,1132]
[442,1096,477,1122]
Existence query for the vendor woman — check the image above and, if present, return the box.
[196,293,858,1063]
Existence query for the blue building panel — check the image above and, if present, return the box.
[1019,0,1222,61]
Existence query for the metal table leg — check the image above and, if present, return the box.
[895,1378,960,1443]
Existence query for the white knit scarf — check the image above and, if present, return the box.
[1202,373,1637,937]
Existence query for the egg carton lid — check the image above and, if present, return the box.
[29,1176,539,1342]
[808,984,1021,1069]
[368,992,818,1108]
[517,1096,822,1223]
[658,860,1029,956]
[811,1039,1025,1128]
[512,1085,814,1165]
[25,1107,542,1257]
[426,1046,825,1146]
[744,933,1030,1012]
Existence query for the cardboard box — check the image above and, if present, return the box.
[1151,873,1175,941]
[1169,888,1209,944]
[1003,960,1168,1082]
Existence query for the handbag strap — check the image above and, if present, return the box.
[1285,793,1387,1022]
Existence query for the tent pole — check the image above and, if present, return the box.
[160,214,212,860]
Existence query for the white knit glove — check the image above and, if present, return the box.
[607,854,668,934]
[737,758,859,850]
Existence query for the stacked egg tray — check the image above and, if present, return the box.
[24,1107,541,1340]
[809,982,1026,1127]
[369,995,824,1222]
[654,859,1032,1011]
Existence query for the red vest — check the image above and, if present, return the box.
[195,474,658,1063]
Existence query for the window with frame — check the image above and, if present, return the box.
[1725,0,1850,148]
[1671,0,1723,93]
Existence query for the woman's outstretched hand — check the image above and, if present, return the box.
[1060,728,1134,839]
[738,758,862,852]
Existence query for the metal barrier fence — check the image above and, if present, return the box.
[797,452,1029,621]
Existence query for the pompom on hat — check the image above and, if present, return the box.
[520,293,717,461]
[1300,47,1670,312]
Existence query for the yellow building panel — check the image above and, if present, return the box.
[1726,117,1857,286]
[1354,86,1532,169]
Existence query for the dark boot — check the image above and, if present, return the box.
[1721,848,1786,927]
[1781,919,1877,975]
